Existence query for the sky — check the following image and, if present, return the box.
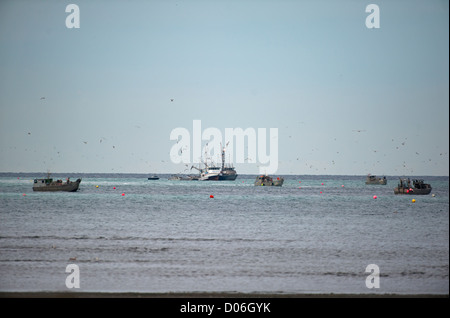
[0,0,448,176]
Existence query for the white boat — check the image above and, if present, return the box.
[198,166,220,181]
[192,143,237,181]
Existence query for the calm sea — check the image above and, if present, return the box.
[0,173,448,295]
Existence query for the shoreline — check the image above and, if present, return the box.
[1,291,448,298]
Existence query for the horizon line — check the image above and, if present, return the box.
[1,172,448,178]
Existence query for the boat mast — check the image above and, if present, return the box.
[221,141,230,170]
[221,146,225,171]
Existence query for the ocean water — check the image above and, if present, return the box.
[0,173,448,295]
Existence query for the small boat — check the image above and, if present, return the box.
[394,178,432,195]
[168,175,198,181]
[365,174,387,185]
[147,175,160,180]
[254,175,284,186]
[33,174,81,192]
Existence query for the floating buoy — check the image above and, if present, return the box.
[96,185,99,188]
[412,199,416,203]
[373,195,377,199]
[321,183,324,185]
[341,185,344,187]
[299,181,301,183]
[432,194,436,197]
[320,191,322,194]
[209,195,214,198]
[22,193,26,196]
[121,193,125,196]
[113,187,116,189]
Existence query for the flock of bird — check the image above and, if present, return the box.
[21,96,447,173]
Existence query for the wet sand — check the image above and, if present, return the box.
[1,292,447,298]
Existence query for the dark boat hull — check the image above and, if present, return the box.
[394,187,432,195]
[33,179,81,192]
[254,176,284,186]
[218,174,238,181]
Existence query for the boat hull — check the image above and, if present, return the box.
[33,179,81,192]
[218,174,238,181]
[199,174,220,181]
[366,180,387,185]
[394,187,432,195]
[254,176,284,186]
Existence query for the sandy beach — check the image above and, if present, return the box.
[1,292,447,298]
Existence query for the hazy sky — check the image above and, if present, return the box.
[0,0,448,175]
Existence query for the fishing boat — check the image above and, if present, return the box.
[365,174,387,185]
[191,144,238,181]
[217,145,237,180]
[218,165,238,180]
[147,175,160,180]
[394,178,432,195]
[254,175,284,186]
[198,166,221,181]
[33,173,81,192]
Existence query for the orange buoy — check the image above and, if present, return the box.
[373,195,377,199]
[210,195,214,198]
